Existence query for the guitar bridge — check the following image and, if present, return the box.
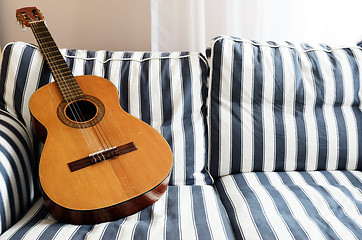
[68,142,137,172]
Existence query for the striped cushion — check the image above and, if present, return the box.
[0,110,35,234]
[207,36,362,177]
[0,185,235,240]
[0,41,211,185]
[215,171,362,239]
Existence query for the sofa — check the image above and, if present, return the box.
[0,36,360,239]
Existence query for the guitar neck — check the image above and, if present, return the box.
[30,20,83,101]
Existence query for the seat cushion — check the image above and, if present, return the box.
[215,170,362,239]
[207,36,362,177]
[0,185,235,240]
[0,42,211,185]
[0,110,35,234]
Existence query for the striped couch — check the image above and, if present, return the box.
[0,36,360,239]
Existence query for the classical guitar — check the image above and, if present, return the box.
[16,7,172,224]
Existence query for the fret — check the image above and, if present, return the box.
[52,72,75,82]
[58,88,81,95]
[41,45,59,51]
[56,65,73,72]
[38,41,58,49]
[37,35,53,41]
[62,90,83,96]
[59,88,83,99]
[56,75,77,81]
[49,59,67,65]
[55,75,74,82]
[57,82,80,89]
[50,59,68,65]
[29,20,84,101]
[57,73,74,80]
[62,90,83,97]
[32,23,47,30]
[62,92,84,102]
[32,24,50,35]
[34,29,50,36]
[48,64,72,75]
[53,75,78,86]
[52,67,73,79]
[54,75,79,87]
[43,50,61,56]
[52,55,65,61]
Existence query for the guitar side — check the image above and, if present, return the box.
[29,75,173,224]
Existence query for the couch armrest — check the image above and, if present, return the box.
[0,109,36,234]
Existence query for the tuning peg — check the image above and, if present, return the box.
[17,21,27,31]
[37,9,44,19]
[16,14,25,29]
[16,13,27,31]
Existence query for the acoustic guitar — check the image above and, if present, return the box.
[16,7,173,224]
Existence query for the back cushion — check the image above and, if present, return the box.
[0,109,35,234]
[0,42,212,186]
[207,36,362,177]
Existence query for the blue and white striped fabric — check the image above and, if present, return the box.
[215,170,362,239]
[0,185,235,240]
[207,36,362,177]
[0,41,212,186]
[0,109,35,234]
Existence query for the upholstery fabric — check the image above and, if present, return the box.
[0,42,212,186]
[0,110,35,234]
[1,37,361,240]
[207,36,362,177]
[215,170,362,240]
[0,185,235,240]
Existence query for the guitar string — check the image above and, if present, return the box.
[66,62,128,158]
[74,56,129,151]
[29,21,102,161]
[31,20,129,162]
[60,58,117,156]
[35,20,121,161]
[30,20,110,163]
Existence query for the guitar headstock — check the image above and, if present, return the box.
[16,7,44,28]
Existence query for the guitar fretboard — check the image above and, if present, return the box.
[30,20,83,102]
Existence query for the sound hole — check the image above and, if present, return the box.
[65,100,97,123]
[57,95,105,129]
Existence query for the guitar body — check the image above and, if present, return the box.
[29,75,172,224]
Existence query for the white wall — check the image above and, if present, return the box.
[152,0,362,52]
[0,1,151,51]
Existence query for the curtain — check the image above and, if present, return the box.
[151,0,362,52]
